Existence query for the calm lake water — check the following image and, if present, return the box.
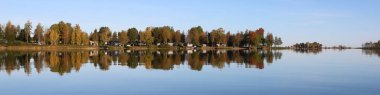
[0,49,379,95]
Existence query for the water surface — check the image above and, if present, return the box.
[0,49,379,95]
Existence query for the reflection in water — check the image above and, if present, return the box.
[291,49,322,54]
[0,50,283,76]
[362,49,380,58]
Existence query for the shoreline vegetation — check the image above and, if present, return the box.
[0,20,378,51]
[0,45,248,51]
[0,20,283,51]
[0,44,371,51]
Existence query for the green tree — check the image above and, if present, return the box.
[152,27,162,43]
[17,29,26,41]
[127,28,138,45]
[112,32,118,41]
[98,27,111,45]
[0,24,4,40]
[274,37,283,47]
[226,32,231,45]
[210,28,226,46]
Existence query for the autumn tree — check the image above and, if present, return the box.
[210,28,226,46]
[50,21,72,44]
[34,23,44,44]
[118,30,129,46]
[143,27,154,46]
[266,33,274,47]
[71,24,83,45]
[151,26,173,44]
[200,32,208,45]
[248,31,259,47]
[232,32,242,47]
[98,27,111,45]
[45,29,59,45]
[240,28,272,48]
[139,31,146,44]
[90,29,99,42]
[173,30,181,44]
[4,21,17,42]
[22,20,32,43]
[162,26,173,44]
[187,26,204,45]
[81,32,89,45]
[256,28,265,46]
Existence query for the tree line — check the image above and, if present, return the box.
[292,42,323,49]
[0,21,283,48]
[362,40,380,49]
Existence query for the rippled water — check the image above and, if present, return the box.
[0,49,379,95]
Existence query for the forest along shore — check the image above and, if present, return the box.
[0,45,248,51]
[0,45,98,51]
[0,21,283,50]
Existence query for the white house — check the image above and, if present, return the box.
[186,43,193,47]
[89,41,98,46]
[168,43,174,46]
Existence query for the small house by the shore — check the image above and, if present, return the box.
[168,43,174,46]
[89,41,98,46]
[186,43,193,47]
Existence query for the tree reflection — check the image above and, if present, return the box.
[0,50,283,76]
[362,49,380,58]
[291,48,322,54]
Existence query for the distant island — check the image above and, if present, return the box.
[0,20,283,50]
[291,42,323,49]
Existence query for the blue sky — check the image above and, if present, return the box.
[0,0,379,47]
